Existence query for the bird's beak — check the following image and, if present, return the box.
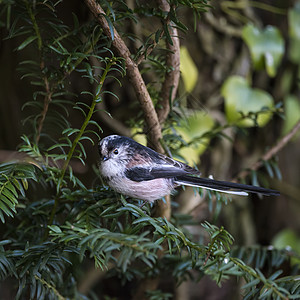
[103,155,109,161]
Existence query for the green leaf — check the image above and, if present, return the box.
[163,22,173,45]
[155,29,163,43]
[288,4,300,63]
[0,163,37,222]
[103,0,116,21]
[170,110,214,165]
[272,228,300,266]
[0,240,11,246]
[281,95,300,138]
[17,36,38,51]
[0,201,13,218]
[48,225,62,234]
[242,278,260,289]
[102,14,114,40]
[180,46,198,93]
[268,270,283,281]
[242,24,284,77]
[288,38,300,63]
[288,4,300,39]
[222,76,274,127]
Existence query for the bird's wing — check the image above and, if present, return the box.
[125,165,191,182]
[156,153,200,175]
[133,139,200,175]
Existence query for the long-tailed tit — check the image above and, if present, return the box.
[98,135,279,202]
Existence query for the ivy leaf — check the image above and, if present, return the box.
[242,24,284,77]
[222,76,274,127]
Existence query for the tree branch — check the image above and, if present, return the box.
[84,2,178,298]
[84,0,163,153]
[156,1,180,124]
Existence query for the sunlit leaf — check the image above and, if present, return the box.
[222,76,274,127]
[242,24,284,77]
[173,110,214,165]
[180,46,198,93]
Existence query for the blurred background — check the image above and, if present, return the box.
[1,0,300,299]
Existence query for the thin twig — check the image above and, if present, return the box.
[47,59,116,229]
[204,12,242,37]
[234,119,300,181]
[36,65,53,144]
[135,35,162,65]
[25,1,51,144]
[187,120,300,215]
[84,0,163,153]
[84,3,175,298]
[32,14,101,144]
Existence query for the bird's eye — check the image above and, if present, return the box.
[113,148,119,155]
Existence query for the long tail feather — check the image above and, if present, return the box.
[175,175,279,196]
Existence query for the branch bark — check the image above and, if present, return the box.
[156,1,180,124]
[132,2,180,298]
[84,2,180,298]
[84,0,163,153]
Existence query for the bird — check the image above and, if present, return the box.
[98,135,279,203]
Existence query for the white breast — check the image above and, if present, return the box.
[108,175,174,202]
[100,159,125,178]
